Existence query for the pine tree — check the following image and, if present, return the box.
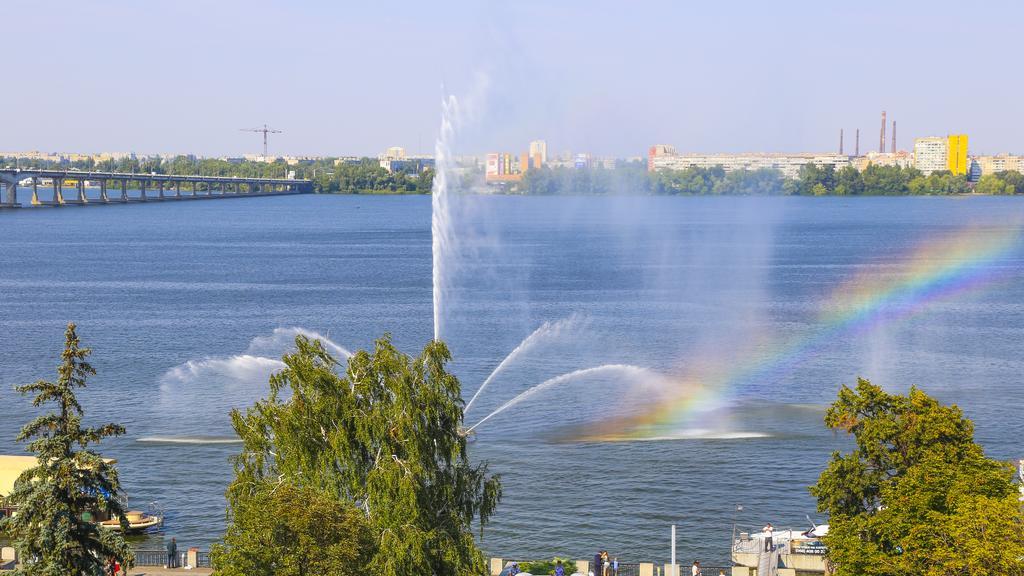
[1,323,134,575]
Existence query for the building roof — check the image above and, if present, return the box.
[1,454,116,498]
[0,455,38,497]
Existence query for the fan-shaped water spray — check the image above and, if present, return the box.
[464,315,582,414]
[466,364,658,433]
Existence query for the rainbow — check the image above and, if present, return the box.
[571,224,1023,441]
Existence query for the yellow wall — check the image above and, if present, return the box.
[947,134,968,175]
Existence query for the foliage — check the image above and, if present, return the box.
[975,173,1016,195]
[810,378,1024,576]
[1,323,133,576]
[211,482,372,576]
[218,334,502,576]
[520,161,651,195]
[520,558,577,575]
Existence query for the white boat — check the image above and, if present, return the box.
[98,510,163,533]
[732,518,829,573]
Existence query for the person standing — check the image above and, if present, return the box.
[602,551,610,576]
[763,523,774,552]
[555,560,566,576]
[594,551,602,576]
[612,557,619,576]
[166,537,178,569]
[691,560,701,576]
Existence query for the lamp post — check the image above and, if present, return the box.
[731,504,743,562]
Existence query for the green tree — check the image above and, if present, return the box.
[1,323,133,576]
[976,174,1014,195]
[218,335,502,576]
[834,165,864,196]
[995,170,1024,194]
[811,379,1024,576]
[212,483,372,576]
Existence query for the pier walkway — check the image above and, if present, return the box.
[0,168,312,208]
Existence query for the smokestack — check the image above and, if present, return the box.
[891,121,896,153]
[840,129,844,155]
[856,129,860,156]
[880,111,887,153]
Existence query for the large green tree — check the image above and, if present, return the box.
[212,483,372,576]
[1,323,133,576]
[216,334,502,576]
[811,378,1024,576]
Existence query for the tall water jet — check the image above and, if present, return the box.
[431,95,459,341]
[464,315,582,414]
[467,364,659,433]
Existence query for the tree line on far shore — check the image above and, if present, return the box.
[521,162,1024,196]
[7,154,1024,197]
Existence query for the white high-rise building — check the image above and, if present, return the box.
[529,140,547,165]
[913,137,947,175]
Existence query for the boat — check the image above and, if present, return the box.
[0,454,164,534]
[731,517,829,574]
[98,509,164,533]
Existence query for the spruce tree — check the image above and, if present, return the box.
[2,323,134,575]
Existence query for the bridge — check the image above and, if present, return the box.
[0,168,313,208]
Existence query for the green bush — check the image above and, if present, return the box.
[520,558,576,575]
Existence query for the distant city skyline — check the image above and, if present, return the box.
[4,0,1023,157]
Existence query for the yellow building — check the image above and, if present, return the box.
[947,134,969,175]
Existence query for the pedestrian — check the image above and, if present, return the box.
[594,551,602,576]
[166,536,178,569]
[509,561,520,576]
[612,557,619,576]
[691,560,701,576]
[763,523,774,552]
[105,556,116,576]
[602,551,610,576]
[555,560,566,576]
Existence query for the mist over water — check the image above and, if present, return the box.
[155,327,351,435]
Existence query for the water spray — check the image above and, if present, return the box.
[464,315,581,414]
[466,364,657,433]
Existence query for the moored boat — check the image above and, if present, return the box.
[1,454,164,534]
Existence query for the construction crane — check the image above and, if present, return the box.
[240,124,282,158]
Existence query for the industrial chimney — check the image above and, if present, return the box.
[840,129,844,155]
[891,121,896,153]
[856,129,860,156]
[880,111,887,153]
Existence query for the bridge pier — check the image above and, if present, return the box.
[175,181,181,198]
[53,178,64,205]
[157,180,165,200]
[77,179,88,204]
[139,180,148,201]
[100,180,109,203]
[120,180,128,202]
[0,180,17,208]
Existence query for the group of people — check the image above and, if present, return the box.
[591,550,618,576]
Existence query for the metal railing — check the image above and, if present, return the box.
[132,549,187,568]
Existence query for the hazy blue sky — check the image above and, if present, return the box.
[5,0,1022,157]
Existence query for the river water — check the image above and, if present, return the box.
[0,194,1022,564]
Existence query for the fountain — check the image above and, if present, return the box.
[463,315,582,414]
[466,364,659,433]
[431,94,459,341]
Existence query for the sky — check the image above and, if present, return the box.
[3,0,1022,158]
